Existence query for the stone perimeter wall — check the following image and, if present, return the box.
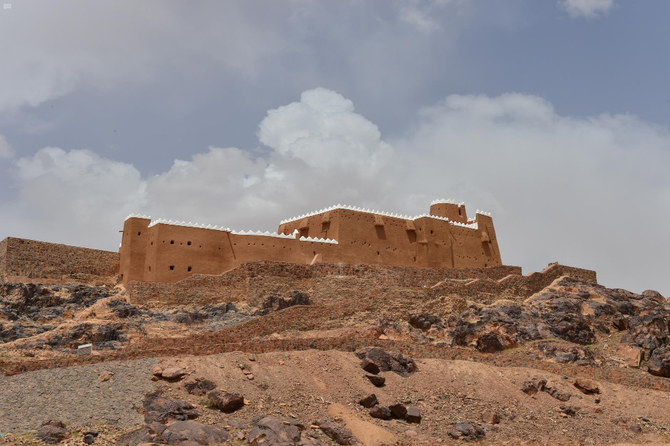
[127,260,596,307]
[127,261,522,306]
[0,237,119,281]
[0,238,7,280]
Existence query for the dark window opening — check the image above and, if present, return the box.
[187,241,192,246]
[137,231,141,236]
[413,256,417,262]
[430,230,434,235]
[377,251,380,256]
[148,266,152,272]
[170,240,174,245]
[150,241,154,246]
[187,266,192,272]
[458,208,462,215]
[169,265,175,270]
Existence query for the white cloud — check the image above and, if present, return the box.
[0,135,12,158]
[559,0,614,18]
[1,88,669,295]
[0,1,286,112]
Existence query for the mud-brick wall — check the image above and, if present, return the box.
[2,237,119,280]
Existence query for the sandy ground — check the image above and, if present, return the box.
[2,349,669,445]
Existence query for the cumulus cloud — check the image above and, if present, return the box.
[0,1,286,112]
[1,88,669,295]
[0,135,12,158]
[559,0,614,18]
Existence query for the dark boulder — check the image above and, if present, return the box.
[248,415,304,445]
[207,390,244,413]
[647,347,670,377]
[406,407,422,424]
[365,374,385,387]
[317,421,357,445]
[355,347,416,376]
[447,423,485,441]
[143,391,199,423]
[389,403,407,419]
[408,313,442,330]
[369,406,392,420]
[37,420,70,444]
[184,377,217,396]
[359,394,378,408]
[117,420,228,445]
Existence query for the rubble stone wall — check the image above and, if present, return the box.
[127,260,522,306]
[1,237,119,281]
[0,238,7,279]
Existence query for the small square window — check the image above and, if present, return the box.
[137,231,141,236]
[170,240,174,244]
[169,265,175,270]
[187,266,192,272]
[187,241,192,246]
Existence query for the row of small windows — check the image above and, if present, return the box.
[164,265,192,272]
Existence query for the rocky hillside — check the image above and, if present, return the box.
[0,264,669,445]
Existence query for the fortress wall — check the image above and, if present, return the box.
[119,218,151,283]
[2,237,118,281]
[142,224,236,282]
[122,217,343,283]
[127,260,522,306]
[121,202,503,284]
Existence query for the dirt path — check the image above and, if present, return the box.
[0,357,158,433]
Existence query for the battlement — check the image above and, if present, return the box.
[120,200,503,283]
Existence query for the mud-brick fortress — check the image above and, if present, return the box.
[119,200,502,283]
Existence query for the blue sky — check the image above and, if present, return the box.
[0,0,668,294]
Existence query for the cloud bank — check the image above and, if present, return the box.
[1,88,668,295]
[559,0,614,18]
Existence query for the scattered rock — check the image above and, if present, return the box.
[408,313,442,330]
[521,378,546,395]
[369,406,392,420]
[355,347,417,376]
[318,421,358,445]
[482,410,500,425]
[260,291,311,314]
[37,420,70,444]
[574,378,600,395]
[82,430,98,445]
[117,420,229,445]
[143,391,199,424]
[359,394,378,408]
[647,347,670,377]
[361,359,380,375]
[98,371,114,382]
[207,390,244,413]
[160,366,188,381]
[559,405,578,417]
[365,374,385,387]
[248,415,304,445]
[389,403,407,419]
[447,423,485,441]
[183,378,217,396]
[614,417,642,434]
[405,407,422,424]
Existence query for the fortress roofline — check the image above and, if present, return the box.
[123,215,339,243]
[278,203,491,230]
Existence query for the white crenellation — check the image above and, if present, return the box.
[430,198,465,206]
[137,217,338,243]
[279,203,487,231]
